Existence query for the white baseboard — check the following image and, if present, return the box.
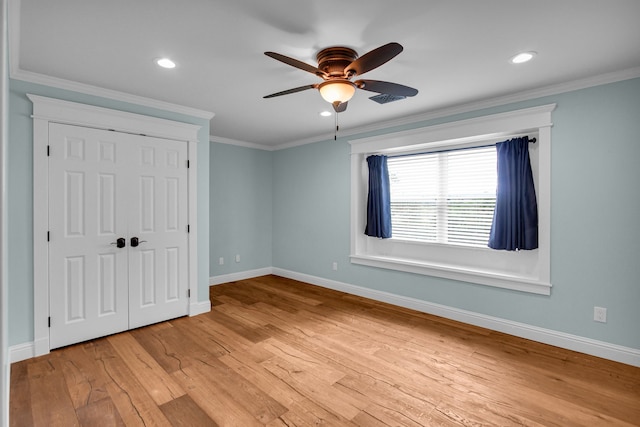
[11,267,639,367]
[11,300,214,364]
[209,267,273,286]
[272,268,640,368]
[9,342,35,364]
[190,300,211,317]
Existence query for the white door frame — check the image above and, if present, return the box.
[30,94,201,356]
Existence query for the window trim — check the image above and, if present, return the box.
[349,104,555,295]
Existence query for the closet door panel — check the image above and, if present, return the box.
[48,124,190,348]
[128,135,189,329]
[48,123,129,349]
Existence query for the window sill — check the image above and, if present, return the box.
[350,254,552,295]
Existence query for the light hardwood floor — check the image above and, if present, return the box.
[10,275,640,426]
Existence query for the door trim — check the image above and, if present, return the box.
[30,94,202,356]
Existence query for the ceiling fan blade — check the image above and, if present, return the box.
[332,101,348,113]
[355,79,418,97]
[263,84,317,98]
[345,42,403,76]
[265,52,327,77]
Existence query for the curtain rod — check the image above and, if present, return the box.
[467,136,537,148]
[387,136,536,159]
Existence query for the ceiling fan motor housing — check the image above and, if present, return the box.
[316,47,358,78]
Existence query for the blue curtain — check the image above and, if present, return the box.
[365,155,392,238]
[489,137,538,250]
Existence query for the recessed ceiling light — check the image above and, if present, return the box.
[510,52,536,64]
[155,57,176,69]
[319,111,332,117]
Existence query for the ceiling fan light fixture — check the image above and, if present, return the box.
[318,80,356,104]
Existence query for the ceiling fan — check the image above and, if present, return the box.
[263,42,418,113]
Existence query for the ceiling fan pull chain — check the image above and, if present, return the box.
[334,112,339,140]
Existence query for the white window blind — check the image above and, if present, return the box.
[388,146,497,247]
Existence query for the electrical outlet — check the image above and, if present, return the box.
[219,257,224,265]
[235,254,241,263]
[594,306,607,323]
[332,262,338,271]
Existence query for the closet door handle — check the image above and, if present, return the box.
[130,237,147,247]
[110,237,126,248]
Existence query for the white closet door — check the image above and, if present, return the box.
[48,123,129,349]
[127,135,189,328]
[48,124,189,349]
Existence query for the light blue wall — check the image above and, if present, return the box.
[273,138,351,274]
[209,142,272,276]
[7,79,211,346]
[272,77,640,350]
[8,76,639,353]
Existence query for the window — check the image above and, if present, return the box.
[349,104,555,295]
[388,146,497,247]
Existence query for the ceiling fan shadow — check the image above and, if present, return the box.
[237,0,317,35]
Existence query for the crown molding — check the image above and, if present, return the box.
[10,68,215,121]
[270,66,640,151]
[9,0,638,151]
[271,132,338,151]
[210,135,275,151]
[16,65,637,153]
[212,131,338,152]
[342,67,640,140]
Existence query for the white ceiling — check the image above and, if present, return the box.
[12,0,640,148]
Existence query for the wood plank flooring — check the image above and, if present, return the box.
[10,275,640,426]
